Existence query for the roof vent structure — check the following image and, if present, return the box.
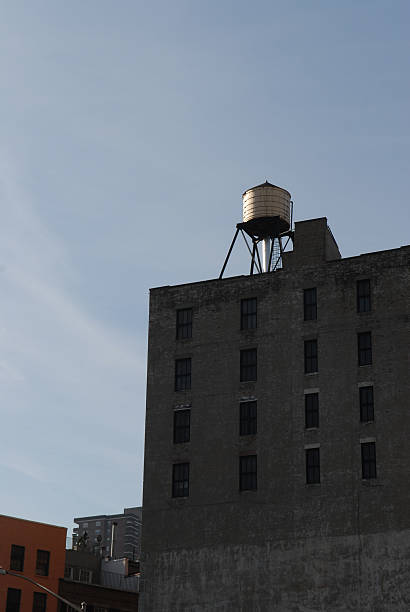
[219,181,294,278]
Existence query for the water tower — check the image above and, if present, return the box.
[219,181,294,278]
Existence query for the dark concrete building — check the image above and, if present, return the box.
[141,203,410,611]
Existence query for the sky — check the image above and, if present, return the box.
[0,1,409,535]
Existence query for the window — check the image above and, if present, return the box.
[36,550,50,576]
[239,401,257,436]
[306,448,320,484]
[304,340,318,373]
[80,569,92,583]
[175,358,191,391]
[173,409,190,443]
[95,521,101,526]
[10,545,25,572]
[305,393,319,429]
[6,589,21,612]
[357,279,371,313]
[240,348,257,382]
[358,332,372,366]
[172,463,189,497]
[176,308,192,339]
[360,386,374,422]
[361,442,377,479]
[32,593,47,612]
[304,288,317,321]
[241,298,257,330]
[239,455,257,491]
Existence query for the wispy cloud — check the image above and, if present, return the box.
[0,153,145,521]
[0,452,49,483]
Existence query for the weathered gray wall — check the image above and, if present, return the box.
[142,530,410,611]
[141,218,410,611]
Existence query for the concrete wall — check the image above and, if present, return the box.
[141,218,410,611]
[143,530,410,611]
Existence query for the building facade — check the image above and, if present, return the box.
[141,217,410,611]
[0,514,66,612]
[59,550,139,611]
[73,508,142,560]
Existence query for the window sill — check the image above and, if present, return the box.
[361,479,380,486]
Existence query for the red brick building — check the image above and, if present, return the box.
[0,514,66,612]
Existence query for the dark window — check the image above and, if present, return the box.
[241,298,257,330]
[239,401,257,436]
[172,462,189,497]
[6,589,21,612]
[357,279,371,313]
[173,409,190,443]
[305,393,319,428]
[10,545,25,572]
[304,288,317,321]
[361,442,377,479]
[175,358,191,391]
[239,455,257,491]
[306,448,320,484]
[358,332,372,366]
[360,386,374,422]
[176,308,192,339]
[240,348,257,382]
[32,593,47,612]
[36,550,50,576]
[304,340,318,373]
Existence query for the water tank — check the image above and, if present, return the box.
[242,182,291,231]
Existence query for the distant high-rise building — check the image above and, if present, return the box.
[73,507,141,560]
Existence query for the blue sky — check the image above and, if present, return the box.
[1,1,409,533]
